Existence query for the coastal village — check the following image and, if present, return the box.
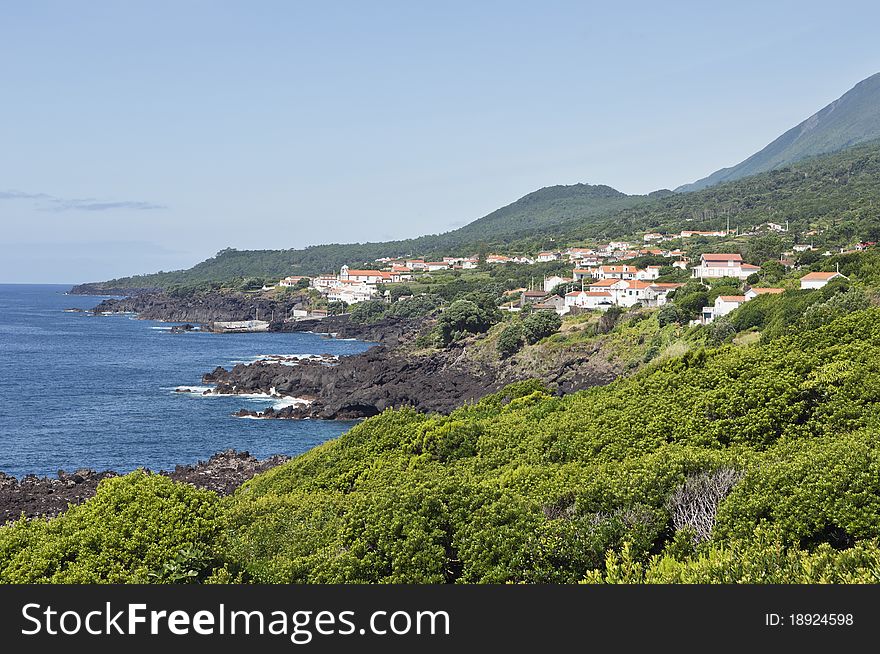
[270,224,871,326]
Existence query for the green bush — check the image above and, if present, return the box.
[437,300,498,344]
[497,323,524,358]
[349,300,387,324]
[521,311,562,344]
[0,472,224,583]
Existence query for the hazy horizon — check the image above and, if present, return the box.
[3,1,880,283]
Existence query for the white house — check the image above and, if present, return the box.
[536,251,560,262]
[426,262,450,272]
[327,281,377,305]
[543,275,573,292]
[405,259,427,270]
[645,283,684,307]
[312,275,339,291]
[643,233,664,242]
[486,254,511,264]
[691,253,760,280]
[598,265,639,280]
[799,271,846,290]
[572,267,597,281]
[701,295,747,324]
[681,230,727,238]
[587,279,654,307]
[636,266,661,280]
[340,266,392,284]
[279,275,309,287]
[564,290,614,312]
[460,258,479,269]
[744,287,784,300]
[609,241,631,251]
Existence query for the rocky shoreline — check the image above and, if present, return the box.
[78,287,621,421]
[206,337,620,420]
[0,450,289,523]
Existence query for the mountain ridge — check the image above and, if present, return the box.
[676,72,880,192]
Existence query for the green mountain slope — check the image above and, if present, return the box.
[450,183,638,239]
[677,72,880,192]
[80,138,880,291]
[76,184,644,290]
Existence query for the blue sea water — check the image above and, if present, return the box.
[0,284,373,479]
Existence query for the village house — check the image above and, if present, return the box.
[598,264,639,280]
[564,290,614,312]
[543,275,573,292]
[520,289,549,306]
[636,266,661,280]
[339,265,398,284]
[460,258,479,269]
[701,295,747,324]
[486,254,512,264]
[744,287,784,300]
[279,275,309,287]
[566,247,595,261]
[405,259,427,270]
[793,244,815,252]
[799,271,847,290]
[646,282,683,307]
[608,241,631,251]
[327,279,376,304]
[426,261,450,272]
[691,253,760,280]
[312,274,339,291]
[536,251,560,262]
[532,296,566,314]
[681,230,727,238]
[643,233,664,242]
[586,278,653,307]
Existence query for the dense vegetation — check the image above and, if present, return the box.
[4,292,880,582]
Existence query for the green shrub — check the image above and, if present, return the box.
[521,311,562,344]
[497,323,524,358]
[0,472,223,583]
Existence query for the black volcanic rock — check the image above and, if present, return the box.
[0,450,290,523]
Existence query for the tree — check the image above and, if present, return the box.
[349,300,387,324]
[657,304,683,326]
[438,300,496,345]
[497,323,524,358]
[521,311,562,344]
[327,301,348,316]
[388,284,414,302]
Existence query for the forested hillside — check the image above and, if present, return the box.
[82,139,880,291]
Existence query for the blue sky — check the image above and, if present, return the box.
[2,1,879,283]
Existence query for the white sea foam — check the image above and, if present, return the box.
[170,385,216,395]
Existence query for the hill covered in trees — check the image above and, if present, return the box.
[677,72,880,192]
[78,138,880,292]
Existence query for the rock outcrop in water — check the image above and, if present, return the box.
[0,450,290,523]
[208,337,620,420]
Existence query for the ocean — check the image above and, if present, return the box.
[0,284,373,479]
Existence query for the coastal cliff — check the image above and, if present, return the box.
[206,336,621,420]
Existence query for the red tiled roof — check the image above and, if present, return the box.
[801,271,843,281]
[701,253,743,261]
